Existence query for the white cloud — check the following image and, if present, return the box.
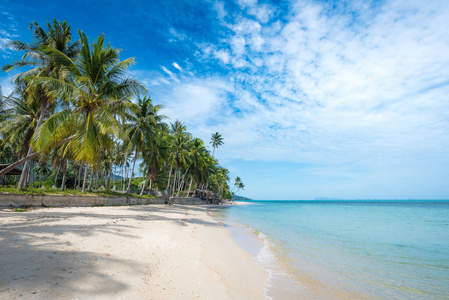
[214,49,231,64]
[172,62,183,71]
[152,0,449,198]
[176,0,449,187]
[0,37,12,53]
[158,79,231,125]
[160,65,180,82]
[169,28,188,41]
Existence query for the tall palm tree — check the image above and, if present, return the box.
[184,138,208,196]
[210,132,223,157]
[29,30,146,191]
[3,19,81,188]
[139,129,169,196]
[125,96,166,193]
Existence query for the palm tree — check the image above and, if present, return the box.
[0,90,40,160]
[29,30,146,191]
[210,132,223,157]
[3,19,81,188]
[139,129,169,196]
[125,96,166,193]
[184,138,208,196]
[231,176,245,194]
[0,85,9,122]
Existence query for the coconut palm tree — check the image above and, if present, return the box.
[28,31,146,191]
[231,176,245,194]
[3,19,81,188]
[183,138,208,196]
[139,129,169,196]
[210,132,223,157]
[0,90,40,159]
[125,96,166,193]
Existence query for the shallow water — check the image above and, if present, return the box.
[220,200,449,299]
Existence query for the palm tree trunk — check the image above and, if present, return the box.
[95,168,99,189]
[18,98,48,189]
[113,164,117,190]
[89,168,94,190]
[53,159,61,189]
[60,159,67,191]
[17,148,34,188]
[106,158,112,190]
[76,160,83,189]
[140,168,151,196]
[127,148,138,193]
[166,163,173,195]
[149,178,153,192]
[171,168,178,197]
[1,135,75,179]
[176,167,190,197]
[139,179,146,196]
[122,159,127,191]
[188,176,193,197]
[82,164,88,192]
[25,160,33,187]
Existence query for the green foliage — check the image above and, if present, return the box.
[0,19,245,202]
[0,186,158,199]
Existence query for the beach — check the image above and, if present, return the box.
[0,205,268,299]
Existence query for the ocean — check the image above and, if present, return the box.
[217,200,449,299]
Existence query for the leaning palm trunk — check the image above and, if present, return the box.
[176,167,190,197]
[127,148,138,193]
[139,168,149,196]
[60,159,67,191]
[139,179,146,196]
[0,135,75,178]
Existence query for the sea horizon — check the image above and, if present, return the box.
[235,199,449,202]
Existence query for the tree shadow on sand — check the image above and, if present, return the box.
[0,204,223,298]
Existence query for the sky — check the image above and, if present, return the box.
[0,0,448,200]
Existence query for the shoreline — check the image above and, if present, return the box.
[212,205,306,299]
[0,204,268,299]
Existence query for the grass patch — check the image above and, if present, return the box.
[0,187,160,199]
[14,208,27,212]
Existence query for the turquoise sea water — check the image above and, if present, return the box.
[221,200,449,299]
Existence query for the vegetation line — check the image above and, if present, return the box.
[0,18,244,202]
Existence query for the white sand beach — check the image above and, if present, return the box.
[0,205,268,299]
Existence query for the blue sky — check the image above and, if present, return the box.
[1,0,448,200]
